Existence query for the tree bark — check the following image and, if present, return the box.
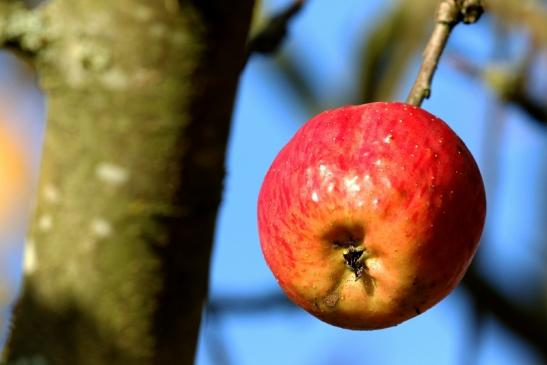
[1,1,254,364]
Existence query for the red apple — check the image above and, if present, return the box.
[257,102,486,329]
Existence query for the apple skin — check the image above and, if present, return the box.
[257,102,486,330]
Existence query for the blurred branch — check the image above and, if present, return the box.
[506,92,547,124]
[203,294,295,365]
[463,267,547,361]
[204,293,295,365]
[497,38,547,123]
[208,268,547,362]
[0,1,47,56]
[273,51,323,115]
[245,0,305,61]
[460,299,485,365]
[486,0,547,47]
[207,291,296,315]
[357,1,436,103]
[449,53,547,125]
[203,318,234,365]
[406,0,484,106]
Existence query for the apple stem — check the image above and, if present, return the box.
[406,0,484,107]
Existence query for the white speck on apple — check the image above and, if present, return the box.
[344,176,360,193]
[311,191,319,202]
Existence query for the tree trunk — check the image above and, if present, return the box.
[0,1,254,364]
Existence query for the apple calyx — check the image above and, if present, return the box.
[342,246,365,279]
[321,222,369,280]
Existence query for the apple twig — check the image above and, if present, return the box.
[406,0,483,106]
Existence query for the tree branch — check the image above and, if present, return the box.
[207,292,295,315]
[463,268,547,361]
[2,1,255,364]
[505,92,547,124]
[406,0,483,106]
[207,269,547,363]
[245,0,305,61]
[449,53,547,126]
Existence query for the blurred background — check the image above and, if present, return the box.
[0,0,546,364]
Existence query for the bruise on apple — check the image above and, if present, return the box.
[322,292,340,308]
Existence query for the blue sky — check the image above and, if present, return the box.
[0,1,545,364]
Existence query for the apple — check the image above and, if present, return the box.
[257,102,486,329]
